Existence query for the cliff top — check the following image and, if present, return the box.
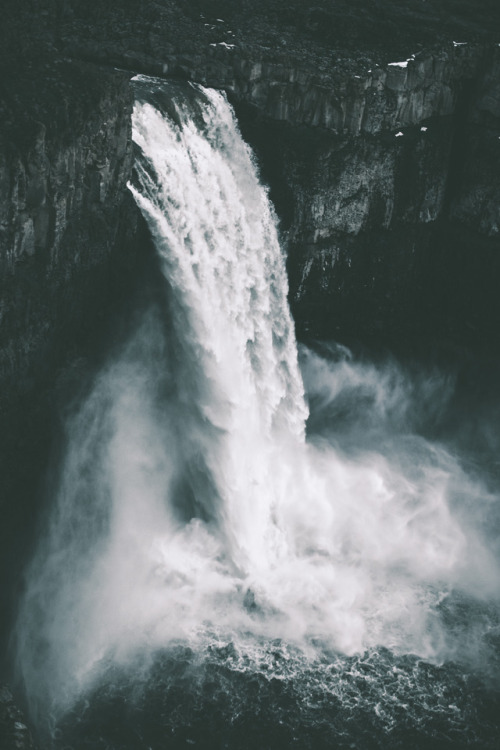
[2,0,500,73]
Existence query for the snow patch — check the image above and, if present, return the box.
[388,54,416,70]
[210,42,235,50]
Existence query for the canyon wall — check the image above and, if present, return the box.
[0,60,133,407]
[247,44,500,341]
[0,60,141,703]
[152,39,499,342]
[1,1,498,347]
[50,5,499,341]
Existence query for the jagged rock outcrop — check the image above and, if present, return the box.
[232,44,500,340]
[120,36,496,341]
[38,1,490,136]
[0,60,133,404]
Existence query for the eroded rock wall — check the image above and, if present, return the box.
[2,2,496,346]
[0,61,133,404]
[0,60,142,668]
[162,43,483,135]
[234,44,500,341]
[47,8,498,341]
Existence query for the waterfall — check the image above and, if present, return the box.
[15,78,500,731]
[128,79,307,574]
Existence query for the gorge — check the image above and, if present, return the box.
[1,1,500,748]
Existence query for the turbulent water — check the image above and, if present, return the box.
[15,78,500,748]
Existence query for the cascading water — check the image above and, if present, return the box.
[15,78,500,748]
[129,79,307,576]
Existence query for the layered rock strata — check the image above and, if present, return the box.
[232,45,500,340]
[45,6,499,340]
[0,60,133,404]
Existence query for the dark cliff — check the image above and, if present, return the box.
[255,44,500,342]
[0,60,133,407]
[12,0,496,343]
[0,59,141,726]
[1,0,499,347]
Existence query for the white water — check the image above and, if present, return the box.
[16,80,500,723]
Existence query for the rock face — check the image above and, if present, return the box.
[158,42,483,135]
[27,0,497,342]
[232,45,500,341]
[0,685,37,750]
[0,60,133,406]
[451,46,500,236]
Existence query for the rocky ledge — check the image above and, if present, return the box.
[132,41,485,135]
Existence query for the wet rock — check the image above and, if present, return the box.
[0,685,37,749]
